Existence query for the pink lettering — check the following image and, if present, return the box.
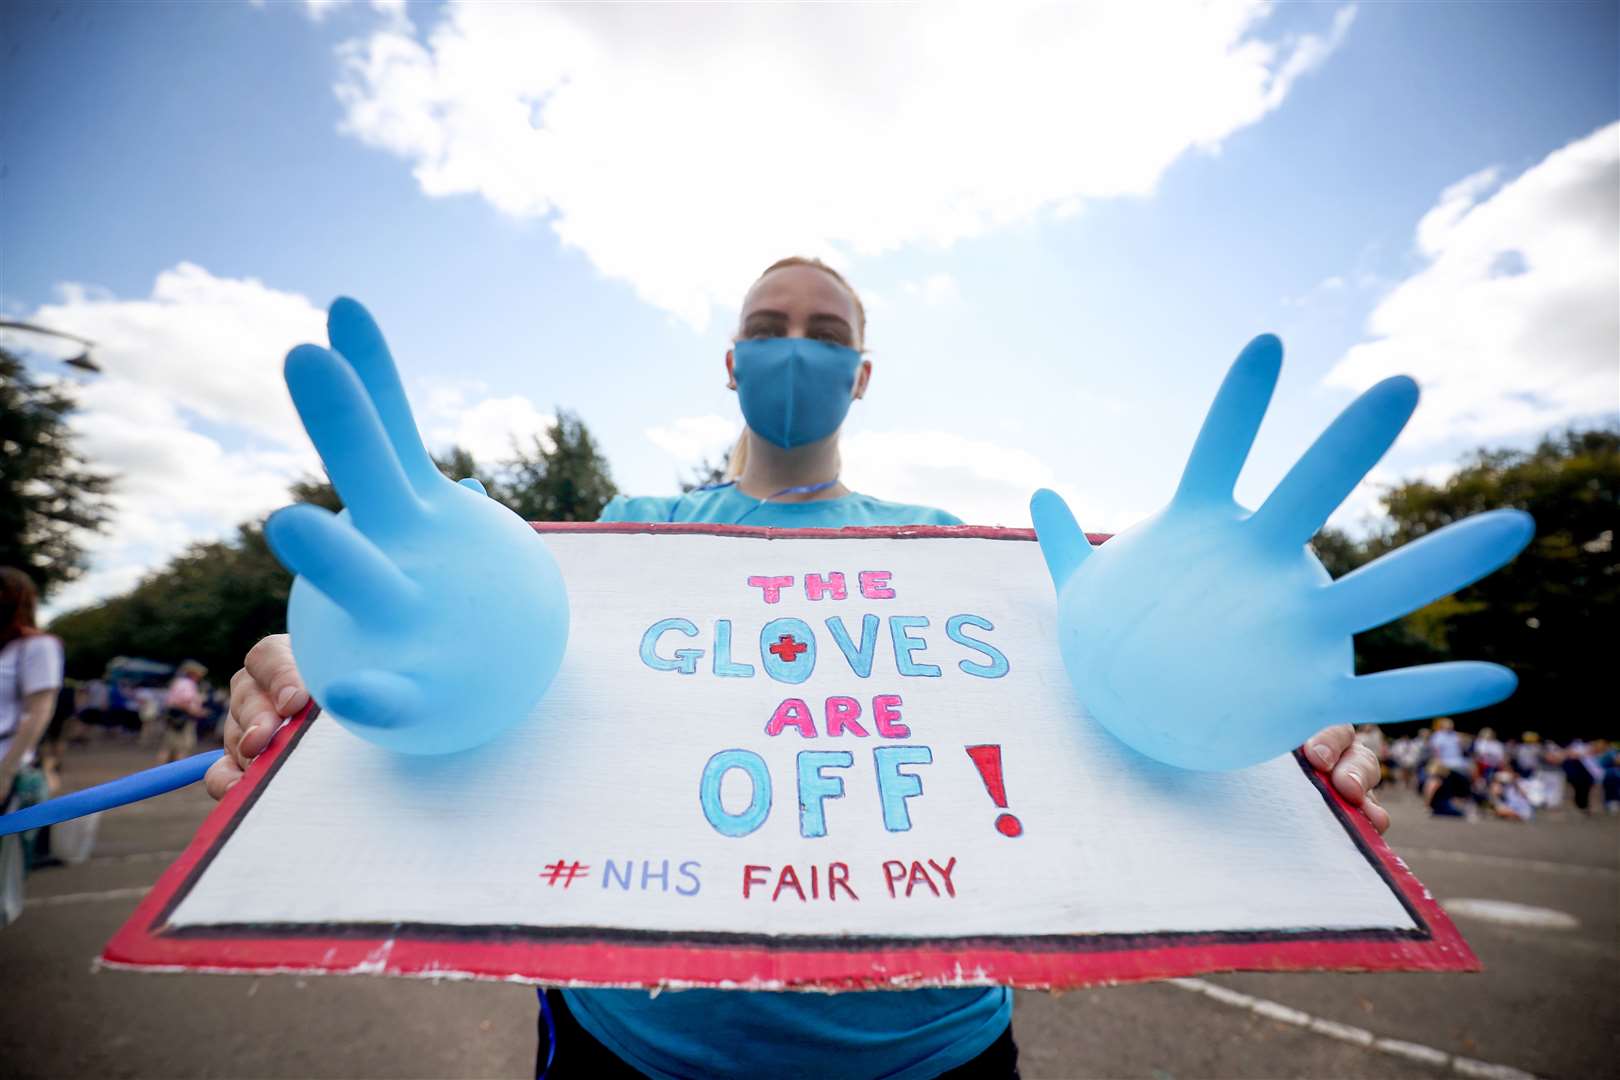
[747,575,795,603]
[858,571,896,599]
[824,696,870,738]
[765,698,817,739]
[873,694,910,739]
[803,572,848,600]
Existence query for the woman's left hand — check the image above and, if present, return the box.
[1303,724,1388,833]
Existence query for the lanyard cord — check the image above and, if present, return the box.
[667,478,842,525]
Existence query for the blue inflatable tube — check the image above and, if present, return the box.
[0,750,224,837]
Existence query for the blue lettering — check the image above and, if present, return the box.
[874,745,933,831]
[825,614,880,678]
[602,859,634,891]
[760,617,817,685]
[712,619,756,678]
[640,618,703,674]
[641,859,671,892]
[889,616,942,677]
[700,749,772,837]
[946,614,1010,678]
[796,750,853,838]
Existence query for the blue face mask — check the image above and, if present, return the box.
[732,337,863,449]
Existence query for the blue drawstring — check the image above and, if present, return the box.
[536,987,556,1078]
[671,478,842,525]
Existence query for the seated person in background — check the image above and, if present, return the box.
[1423,763,1473,818]
[1487,771,1533,821]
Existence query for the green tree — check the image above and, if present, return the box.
[0,349,114,596]
[47,422,620,680]
[435,445,490,492]
[680,448,732,493]
[48,448,491,679]
[49,525,292,682]
[493,411,618,521]
[1314,427,1619,738]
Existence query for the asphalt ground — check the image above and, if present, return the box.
[2,735,1614,1079]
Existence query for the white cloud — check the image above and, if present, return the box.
[303,0,346,22]
[295,0,411,30]
[644,414,740,464]
[21,266,327,616]
[901,274,963,307]
[422,388,554,464]
[840,428,1143,531]
[24,264,549,615]
[1283,273,1346,308]
[1413,167,1501,257]
[330,1,1355,328]
[1324,122,1620,446]
[29,262,322,448]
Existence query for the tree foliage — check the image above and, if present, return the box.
[49,525,293,683]
[1314,427,1619,738]
[491,410,618,522]
[680,447,732,493]
[0,349,115,597]
[50,411,618,679]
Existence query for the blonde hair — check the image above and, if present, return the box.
[726,256,867,481]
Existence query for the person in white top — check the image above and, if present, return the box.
[1471,726,1505,782]
[1428,716,1468,771]
[0,568,65,804]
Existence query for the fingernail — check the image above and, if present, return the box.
[1342,773,1365,796]
[1309,744,1333,769]
[276,686,301,713]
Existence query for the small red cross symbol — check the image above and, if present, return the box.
[769,633,808,662]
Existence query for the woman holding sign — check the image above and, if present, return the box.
[205,257,1396,1080]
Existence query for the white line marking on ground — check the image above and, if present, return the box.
[1308,1017,1374,1047]
[1454,1056,1550,1080]
[1170,977,1540,1080]
[1376,1038,1451,1068]
[1442,898,1580,930]
[25,886,149,908]
[1403,847,1619,879]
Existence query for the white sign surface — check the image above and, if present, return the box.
[110,527,1464,990]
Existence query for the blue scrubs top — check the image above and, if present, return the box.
[559,486,1011,1080]
[601,484,964,529]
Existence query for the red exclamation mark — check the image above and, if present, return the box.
[965,745,1022,837]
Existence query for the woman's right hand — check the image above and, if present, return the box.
[203,635,309,800]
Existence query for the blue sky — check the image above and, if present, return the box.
[4,1,1616,614]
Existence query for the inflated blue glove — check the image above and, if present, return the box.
[265,299,569,755]
[1031,334,1533,772]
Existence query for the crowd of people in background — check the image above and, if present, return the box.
[67,668,227,758]
[1356,718,1620,822]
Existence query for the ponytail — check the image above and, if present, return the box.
[724,430,750,481]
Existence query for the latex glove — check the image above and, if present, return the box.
[265,299,569,755]
[1031,335,1533,772]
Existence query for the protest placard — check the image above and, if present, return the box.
[104,524,1475,989]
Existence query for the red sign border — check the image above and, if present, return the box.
[102,523,1479,989]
